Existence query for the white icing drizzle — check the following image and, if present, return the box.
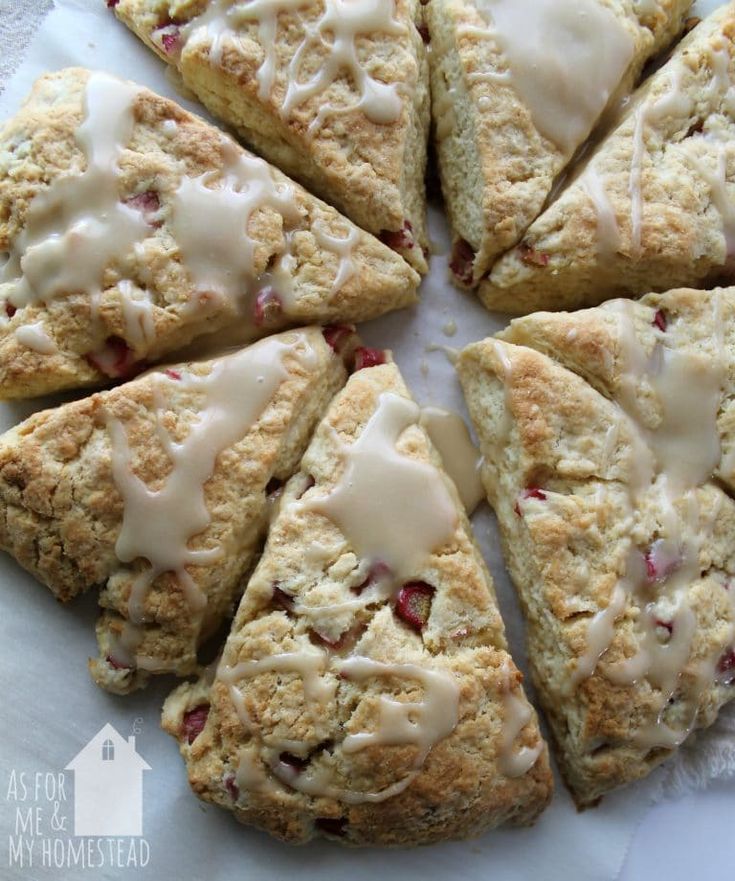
[170,139,302,311]
[13,321,56,354]
[306,392,458,582]
[171,138,357,311]
[581,165,621,256]
[312,224,359,293]
[108,333,308,624]
[684,145,735,262]
[419,406,484,514]
[498,664,543,777]
[182,0,407,134]
[117,280,156,352]
[572,295,729,747]
[221,648,460,805]
[473,0,634,154]
[0,73,149,313]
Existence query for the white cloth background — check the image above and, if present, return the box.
[0,2,732,880]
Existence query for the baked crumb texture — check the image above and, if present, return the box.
[427,0,693,289]
[162,357,552,845]
[0,327,352,693]
[111,0,430,273]
[480,5,735,314]
[458,287,735,807]
[0,67,418,400]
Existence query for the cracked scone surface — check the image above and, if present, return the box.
[0,327,349,693]
[458,287,735,806]
[480,6,735,314]
[427,0,692,285]
[111,0,430,273]
[162,358,551,846]
[0,67,418,399]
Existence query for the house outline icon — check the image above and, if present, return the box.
[65,723,151,837]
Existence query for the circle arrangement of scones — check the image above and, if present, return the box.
[0,0,731,848]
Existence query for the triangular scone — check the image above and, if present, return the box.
[458,288,735,807]
[0,327,352,693]
[162,354,551,845]
[110,1,430,274]
[479,6,735,314]
[427,0,693,287]
[0,69,418,400]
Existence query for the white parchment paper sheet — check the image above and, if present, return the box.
[0,2,732,879]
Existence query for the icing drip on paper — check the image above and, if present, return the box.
[419,406,484,514]
[182,0,406,134]
[108,333,310,625]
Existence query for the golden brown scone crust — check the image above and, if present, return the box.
[0,327,349,693]
[427,0,693,285]
[458,288,735,807]
[111,0,430,273]
[0,68,418,399]
[480,6,735,314]
[162,359,552,845]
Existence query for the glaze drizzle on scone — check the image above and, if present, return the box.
[112,1,430,273]
[162,357,551,845]
[459,287,735,806]
[0,68,418,398]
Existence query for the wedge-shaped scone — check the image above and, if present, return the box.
[0,327,353,693]
[458,287,735,807]
[480,6,735,314]
[162,354,551,845]
[0,68,418,399]
[110,0,430,274]
[427,0,693,287]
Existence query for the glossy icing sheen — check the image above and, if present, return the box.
[473,0,634,154]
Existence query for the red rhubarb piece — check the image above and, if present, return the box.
[223,773,239,801]
[4,302,16,318]
[518,242,550,267]
[322,324,354,353]
[379,220,414,251]
[181,705,209,744]
[395,581,435,631]
[652,309,667,331]
[353,347,386,371]
[514,487,547,515]
[449,238,475,286]
[164,368,182,381]
[85,336,141,379]
[717,648,735,680]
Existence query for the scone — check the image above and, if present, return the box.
[480,5,735,314]
[458,287,735,806]
[427,0,693,287]
[109,0,430,273]
[162,353,552,845]
[0,327,353,693]
[0,68,418,400]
